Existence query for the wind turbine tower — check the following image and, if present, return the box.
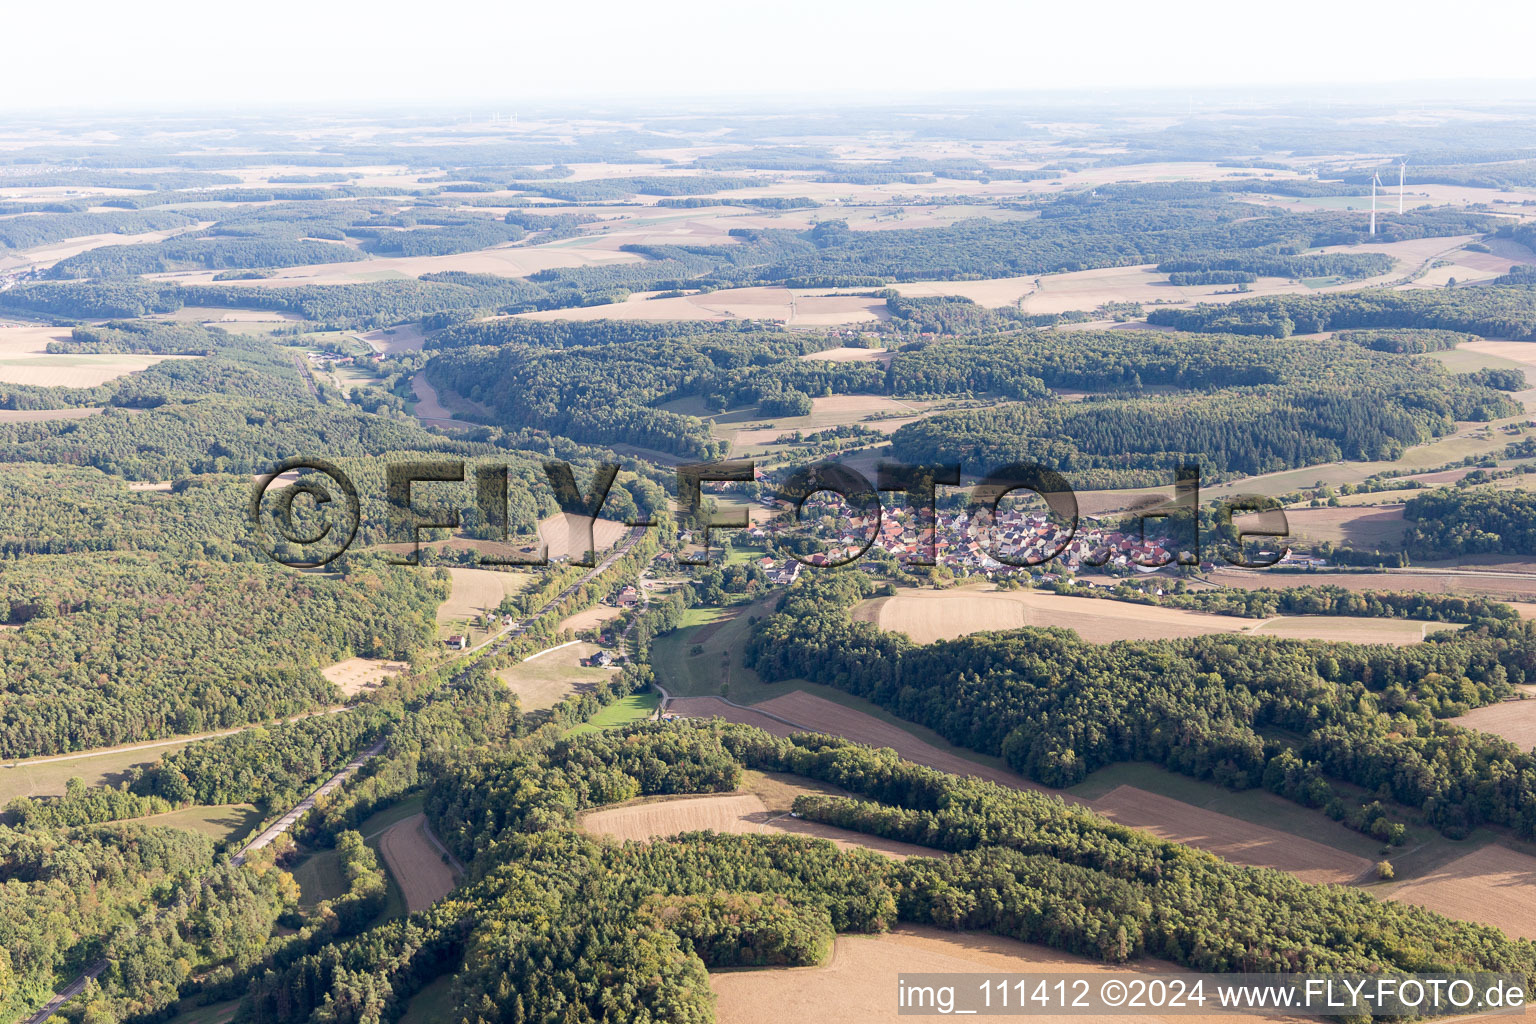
[1398,160,1406,214]
[1370,172,1381,236]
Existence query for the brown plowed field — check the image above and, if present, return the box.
[1453,700,1536,749]
[378,813,457,914]
[580,792,936,860]
[1090,786,1371,885]
[667,696,800,737]
[710,924,1309,1024]
[750,691,1046,793]
[1389,844,1536,939]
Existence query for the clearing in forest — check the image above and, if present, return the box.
[436,566,531,623]
[322,657,408,696]
[538,512,630,562]
[377,813,458,914]
[497,641,615,711]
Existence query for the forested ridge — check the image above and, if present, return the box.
[0,822,223,1020]
[747,572,1536,840]
[422,319,1514,471]
[888,344,1512,483]
[1147,285,1536,340]
[226,721,1536,1024]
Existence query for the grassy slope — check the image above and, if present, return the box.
[568,693,661,736]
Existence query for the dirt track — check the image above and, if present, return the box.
[378,813,458,913]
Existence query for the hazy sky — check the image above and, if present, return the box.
[8,0,1534,111]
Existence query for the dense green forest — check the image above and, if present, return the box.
[1048,581,1519,623]
[747,571,1536,840]
[421,319,1513,471]
[0,209,198,250]
[886,331,1513,482]
[0,822,222,1020]
[1147,285,1536,340]
[1403,488,1536,558]
[0,552,443,757]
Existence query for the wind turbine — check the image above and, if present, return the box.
[1370,171,1382,236]
[1398,160,1407,214]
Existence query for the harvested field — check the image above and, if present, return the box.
[855,588,1240,644]
[1279,505,1408,548]
[1460,340,1536,377]
[437,566,530,622]
[0,354,201,389]
[0,324,191,386]
[165,306,303,326]
[722,394,936,449]
[1089,786,1370,885]
[0,733,225,804]
[667,695,799,737]
[358,324,426,354]
[0,406,102,423]
[750,691,1043,793]
[1390,844,1536,939]
[1247,616,1449,643]
[798,346,892,365]
[1203,567,1536,603]
[518,285,888,326]
[711,925,1306,1024]
[1453,699,1536,749]
[377,813,458,913]
[496,641,613,711]
[1021,264,1180,314]
[322,657,408,696]
[890,275,1037,307]
[580,791,936,860]
[409,372,457,424]
[856,587,1440,646]
[560,602,626,634]
[538,511,629,562]
[583,793,769,842]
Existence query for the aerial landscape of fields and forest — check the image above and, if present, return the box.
[8,3,1536,1022]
